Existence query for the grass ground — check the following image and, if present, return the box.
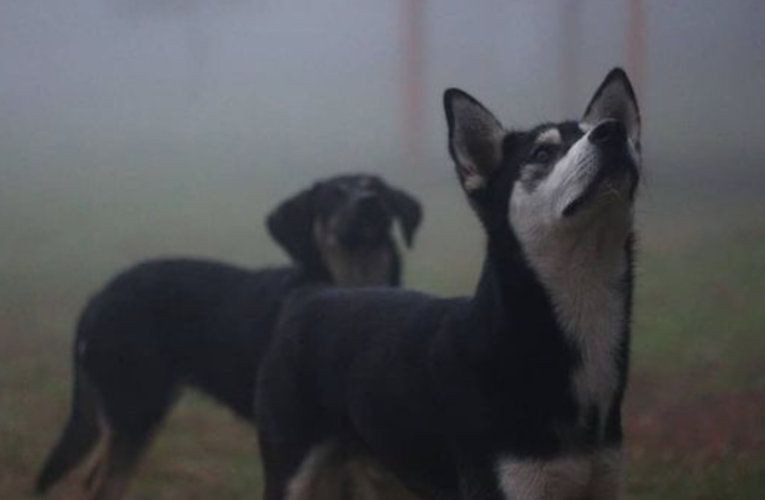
[1,170,763,500]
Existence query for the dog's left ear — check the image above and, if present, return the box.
[266,185,317,265]
[381,186,423,247]
[444,88,506,195]
[583,68,641,146]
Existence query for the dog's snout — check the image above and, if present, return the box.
[354,193,383,213]
[355,192,376,204]
[588,120,626,145]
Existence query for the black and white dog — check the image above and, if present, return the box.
[256,69,641,500]
[36,174,422,500]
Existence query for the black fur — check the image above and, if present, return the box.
[256,69,639,500]
[36,174,422,496]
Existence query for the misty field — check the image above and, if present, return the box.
[1,166,764,500]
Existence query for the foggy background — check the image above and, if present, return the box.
[2,1,764,499]
[3,0,764,296]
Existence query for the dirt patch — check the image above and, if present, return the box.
[625,371,765,465]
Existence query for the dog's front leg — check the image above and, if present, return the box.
[454,454,505,500]
[588,448,623,500]
[495,455,593,500]
[494,449,623,500]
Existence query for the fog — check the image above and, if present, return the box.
[4,1,764,167]
[2,0,765,294]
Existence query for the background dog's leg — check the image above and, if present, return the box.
[346,459,382,500]
[262,441,349,500]
[284,447,423,500]
[86,433,145,500]
[455,453,505,500]
[290,443,371,500]
[346,456,422,500]
[84,459,103,492]
[82,438,107,492]
[261,439,315,500]
[80,364,178,499]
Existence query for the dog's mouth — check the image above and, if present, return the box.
[562,160,638,218]
[336,214,393,251]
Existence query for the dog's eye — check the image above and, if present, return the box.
[530,145,555,164]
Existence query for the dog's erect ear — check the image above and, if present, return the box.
[381,186,423,247]
[444,88,505,194]
[583,68,641,145]
[266,185,317,265]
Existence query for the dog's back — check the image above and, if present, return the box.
[36,258,311,496]
[81,259,307,417]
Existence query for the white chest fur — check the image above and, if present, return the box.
[553,252,624,432]
[512,206,630,435]
[496,449,623,500]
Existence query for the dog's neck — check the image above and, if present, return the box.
[517,211,632,334]
[476,210,633,432]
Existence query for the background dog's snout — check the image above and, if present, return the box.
[354,193,384,215]
[589,120,626,144]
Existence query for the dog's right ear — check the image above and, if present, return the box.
[266,185,317,265]
[444,88,506,195]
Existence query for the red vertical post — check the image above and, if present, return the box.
[401,0,424,167]
[560,0,580,116]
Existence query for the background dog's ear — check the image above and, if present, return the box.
[583,68,641,146]
[266,185,317,265]
[444,88,505,195]
[381,186,423,247]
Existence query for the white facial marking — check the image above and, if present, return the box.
[509,125,633,434]
[536,128,562,146]
[496,448,622,500]
[463,169,487,192]
[514,131,604,219]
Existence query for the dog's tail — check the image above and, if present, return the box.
[36,314,102,495]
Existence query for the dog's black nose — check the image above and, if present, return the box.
[354,193,385,215]
[589,120,626,144]
[355,193,377,206]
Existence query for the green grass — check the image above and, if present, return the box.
[629,455,765,500]
[634,224,765,388]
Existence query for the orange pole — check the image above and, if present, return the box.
[560,0,580,115]
[401,0,423,166]
[626,0,645,95]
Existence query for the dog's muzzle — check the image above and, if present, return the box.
[337,194,392,249]
[563,120,639,217]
